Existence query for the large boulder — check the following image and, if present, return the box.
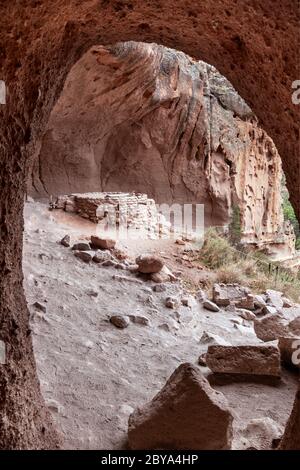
[254,314,290,342]
[91,236,116,250]
[128,363,233,450]
[136,254,164,274]
[254,314,300,342]
[280,387,300,450]
[206,344,281,377]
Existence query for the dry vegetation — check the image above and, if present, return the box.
[197,229,300,302]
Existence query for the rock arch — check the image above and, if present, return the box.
[0,0,299,448]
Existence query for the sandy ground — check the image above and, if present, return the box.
[23,201,299,450]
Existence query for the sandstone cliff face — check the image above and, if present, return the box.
[29,42,293,253]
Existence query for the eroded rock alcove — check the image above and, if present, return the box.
[0,0,299,450]
[29,42,295,256]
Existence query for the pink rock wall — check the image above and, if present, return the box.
[28,42,293,252]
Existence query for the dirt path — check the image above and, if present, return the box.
[23,202,299,449]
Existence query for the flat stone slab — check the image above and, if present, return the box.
[254,314,290,342]
[206,344,281,377]
[213,283,254,309]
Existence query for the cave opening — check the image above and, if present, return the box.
[0,0,299,450]
[19,40,300,450]
[26,41,297,256]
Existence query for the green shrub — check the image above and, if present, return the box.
[199,228,237,269]
[282,181,300,249]
[228,205,242,246]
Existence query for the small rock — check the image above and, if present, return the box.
[282,297,293,308]
[263,305,278,315]
[129,315,150,326]
[109,315,130,329]
[46,399,65,415]
[86,289,98,298]
[230,317,243,325]
[112,274,143,284]
[119,404,135,415]
[32,302,47,313]
[74,251,93,263]
[158,323,171,332]
[196,289,206,302]
[237,309,256,321]
[93,250,113,263]
[152,284,167,293]
[151,274,165,284]
[115,263,127,270]
[181,297,191,307]
[112,248,128,260]
[206,344,281,377]
[198,353,207,366]
[254,294,267,309]
[203,300,220,312]
[175,238,185,245]
[72,242,91,251]
[225,303,236,313]
[91,236,116,250]
[136,254,164,274]
[101,259,118,267]
[60,234,71,247]
[165,297,179,309]
[200,331,231,346]
[127,264,139,273]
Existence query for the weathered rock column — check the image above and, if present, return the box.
[279,387,300,450]
[0,139,60,448]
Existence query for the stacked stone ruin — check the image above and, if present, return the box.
[54,192,171,238]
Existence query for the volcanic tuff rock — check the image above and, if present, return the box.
[206,344,281,377]
[213,284,254,309]
[280,387,300,450]
[136,254,164,274]
[254,314,300,342]
[1,0,299,452]
[29,42,294,256]
[128,363,233,450]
